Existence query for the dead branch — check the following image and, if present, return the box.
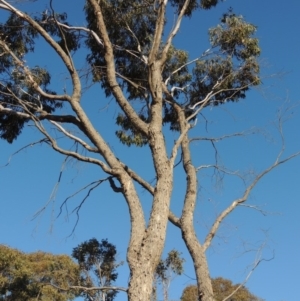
[203,150,300,251]
[221,234,274,301]
[47,282,128,293]
[190,130,257,144]
[1,138,49,168]
[57,178,111,220]
[69,180,107,236]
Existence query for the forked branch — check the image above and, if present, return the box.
[203,150,300,251]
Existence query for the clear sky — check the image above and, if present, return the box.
[0,1,300,301]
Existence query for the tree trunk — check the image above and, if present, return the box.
[126,165,173,301]
[181,227,215,301]
[176,107,215,301]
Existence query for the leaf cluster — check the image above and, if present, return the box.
[0,12,68,143]
[0,244,79,301]
[170,0,222,16]
[72,238,119,301]
[155,250,184,282]
[85,0,156,99]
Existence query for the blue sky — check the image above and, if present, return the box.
[0,1,300,301]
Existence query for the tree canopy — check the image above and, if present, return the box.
[0,239,120,301]
[0,244,78,301]
[0,1,260,144]
[181,278,263,301]
[72,238,119,301]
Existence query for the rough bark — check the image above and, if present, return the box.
[85,2,175,300]
[175,106,215,301]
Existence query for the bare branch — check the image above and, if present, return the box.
[203,151,300,251]
[165,56,200,86]
[39,114,85,131]
[222,239,274,301]
[160,0,191,64]
[49,120,98,153]
[33,118,113,173]
[118,162,181,226]
[238,204,269,216]
[1,138,49,168]
[0,103,31,118]
[186,77,260,121]
[148,0,167,63]
[58,178,110,221]
[69,180,107,236]
[125,23,148,64]
[120,163,155,194]
[169,123,191,166]
[195,164,243,182]
[47,283,128,293]
[31,156,69,221]
[108,176,123,193]
[52,21,103,47]
[190,130,257,144]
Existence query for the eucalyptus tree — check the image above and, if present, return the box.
[0,1,297,301]
[72,238,120,301]
[154,250,184,301]
[181,278,264,301]
[0,244,79,301]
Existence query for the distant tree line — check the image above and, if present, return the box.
[0,240,262,301]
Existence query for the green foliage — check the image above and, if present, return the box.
[189,12,260,107]
[155,250,184,281]
[0,12,65,143]
[72,238,119,301]
[85,0,156,99]
[0,239,120,301]
[116,113,149,146]
[180,277,264,301]
[170,0,222,16]
[0,2,261,146]
[0,244,79,301]
[153,250,184,301]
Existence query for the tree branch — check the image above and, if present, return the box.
[148,0,167,63]
[32,118,113,174]
[160,0,191,65]
[203,151,300,251]
[87,0,148,136]
[119,162,181,226]
[49,120,98,153]
[47,283,128,293]
[169,123,191,166]
[0,0,81,102]
[0,39,71,102]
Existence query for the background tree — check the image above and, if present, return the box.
[0,1,299,301]
[0,244,79,301]
[72,238,120,301]
[181,278,263,301]
[153,250,184,301]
